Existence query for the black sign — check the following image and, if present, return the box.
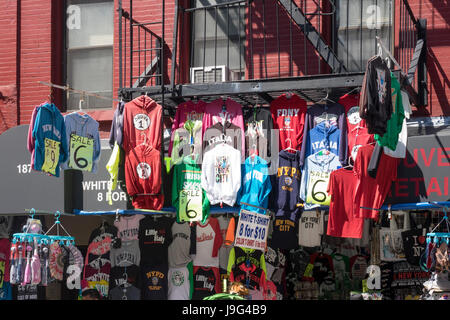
[64,143,129,212]
[0,125,64,214]
[385,127,450,204]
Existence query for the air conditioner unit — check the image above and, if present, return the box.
[190,65,241,83]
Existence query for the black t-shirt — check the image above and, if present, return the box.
[140,264,168,300]
[361,56,392,135]
[139,216,174,266]
[270,210,300,250]
[243,106,274,161]
[109,265,141,291]
[192,266,220,300]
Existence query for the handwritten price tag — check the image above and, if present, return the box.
[42,138,60,175]
[69,134,94,171]
[179,188,202,222]
[306,170,331,205]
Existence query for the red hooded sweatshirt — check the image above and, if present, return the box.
[125,143,164,210]
[122,95,163,153]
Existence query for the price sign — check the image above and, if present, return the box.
[42,138,61,175]
[234,209,270,251]
[179,187,202,222]
[69,134,94,172]
[306,170,331,205]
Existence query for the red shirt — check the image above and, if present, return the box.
[125,144,164,210]
[122,95,163,153]
[327,168,364,238]
[353,144,399,220]
[339,93,374,162]
[270,93,307,151]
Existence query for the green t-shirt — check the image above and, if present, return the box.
[374,73,405,150]
[172,155,210,223]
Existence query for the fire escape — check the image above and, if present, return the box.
[117,0,427,114]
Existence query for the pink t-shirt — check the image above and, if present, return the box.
[192,217,223,268]
[114,214,145,241]
[202,98,245,157]
[169,100,206,156]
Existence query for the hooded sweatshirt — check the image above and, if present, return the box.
[273,150,303,213]
[124,143,164,210]
[300,152,341,207]
[300,103,347,167]
[202,98,245,157]
[171,120,203,166]
[201,143,241,207]
[304,122,341,160]
[61,112,101,173]
[172,155,210,223]
[32,103,69,177]
[202,121,243,161]
[237,155,272,214]
[169,100,206,156]
[122,95,162,153]
[27,103,46,170]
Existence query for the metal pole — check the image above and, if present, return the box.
[119,0,123,91]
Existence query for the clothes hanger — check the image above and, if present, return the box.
[138,132,148,147]
[283,138,296,153]
[77,94,87,116]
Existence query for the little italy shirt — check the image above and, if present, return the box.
[201,143,241,207]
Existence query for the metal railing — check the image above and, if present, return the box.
[118,2,163,93]
[117,0,426,105]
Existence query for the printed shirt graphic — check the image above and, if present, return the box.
[168,266,191,300]
[141,265,168,300]
[114,215,145,241]
[298,211,323,247]
[376,68,387,104]
[215,155,230,184]
[192,266,221,300]
[138,216,173,266]
[270,93,307,151]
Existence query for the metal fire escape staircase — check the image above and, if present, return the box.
[118,0,427,109]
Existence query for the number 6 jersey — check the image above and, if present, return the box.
[172,155,210,224]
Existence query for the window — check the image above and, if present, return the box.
[190,0,246,83]
[65,0,114,110]
[335,0,393,72]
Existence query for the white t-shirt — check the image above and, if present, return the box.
[298,211,323,247]
[191,217,223,268]
[168,266,191,300]
[114,214,145,241]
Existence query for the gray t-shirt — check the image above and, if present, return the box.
[109,285,141,300]
[168,221,192,268]
[110,240,141,267]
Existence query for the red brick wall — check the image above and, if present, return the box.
[406,0,450,117]
[0,0,449,137]
[0,0,18,133]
